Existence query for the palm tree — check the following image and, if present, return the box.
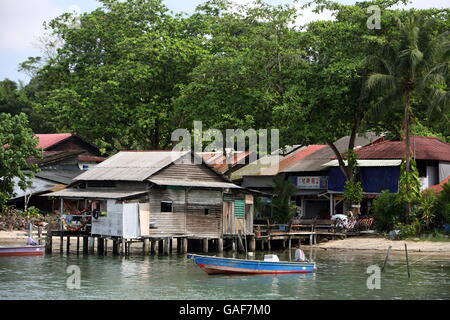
[365,12,449,217]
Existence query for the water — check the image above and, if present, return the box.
[0,250,449,300]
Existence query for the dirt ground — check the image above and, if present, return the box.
[317,235,450,253]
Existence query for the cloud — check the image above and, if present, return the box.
[0,0,82,52]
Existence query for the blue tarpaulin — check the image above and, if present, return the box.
[328,166,400,193]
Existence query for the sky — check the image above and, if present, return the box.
[0,0,448,84]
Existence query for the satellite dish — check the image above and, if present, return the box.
[295,249,306,262]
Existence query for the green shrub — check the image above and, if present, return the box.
[435,182,450,225]
[22,206,42,218]
[372,190,407,232]
[417,190,438,230]
[396,219,421,239]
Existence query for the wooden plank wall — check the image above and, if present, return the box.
[148,188,223,237]
[151,163,225,182]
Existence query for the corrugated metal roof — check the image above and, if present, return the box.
[35,170,81,185]
[259,145,326,175]
[148,178,241,189]
[356,136,450,161]
[282,134,380,173]
[42,189,148,200]
[323,159,402,167]
[230,155,284,180]
[12,177,59,199]
[200,151,253,173]
[74,151,190,181]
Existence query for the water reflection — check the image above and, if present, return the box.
[0,249,449,300]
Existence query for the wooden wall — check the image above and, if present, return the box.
[148,188,223,238]
[151,163,225,182]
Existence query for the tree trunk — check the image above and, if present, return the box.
[404,90,412,221]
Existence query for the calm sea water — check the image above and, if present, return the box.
[0,249,449,300]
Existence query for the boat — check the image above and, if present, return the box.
[0,245,45,257]
[187,253,316,275]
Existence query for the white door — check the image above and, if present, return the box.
[122,203,140,239]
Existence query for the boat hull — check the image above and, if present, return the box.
[0,246,44,257]
[188,254,316,275]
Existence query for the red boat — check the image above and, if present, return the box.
[0,245,44,257]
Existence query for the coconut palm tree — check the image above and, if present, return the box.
[365,12,449,217]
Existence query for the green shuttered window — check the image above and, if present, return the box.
[234,199,245,218]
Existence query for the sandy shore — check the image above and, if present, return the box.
[317,236,450,253]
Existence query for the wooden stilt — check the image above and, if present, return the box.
[59,232,63,253]
[217,238,224,253]
[267,237,271,251]
[143,238,150,255]
[169,238,173,253]
[405,244,411,279]
[66,236,70,254]
[182,238,188,254]
[382,245,392,272]
[248,235,255,252]
[232,238,236,252]
[121,238,125,255]
[82,236,88,254]
[38,226,42,245]
[151,240,156,254]
[76,236,80,255]
[158,240,163,254]
[45,231,52,254]
[202,238,209,253]
[97,237,104,255]
[104,239,108,255]
[163,238,170,255]
[113,239,119,255]
[89,237,95,254]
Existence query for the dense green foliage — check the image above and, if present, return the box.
[0,0,448,220]
[2,0,447,153]
[372,190,407,231]
[0,113,42,209]
[271,175,297,224]
[373,183,450,237]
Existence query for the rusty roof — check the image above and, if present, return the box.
[355,136,450,161]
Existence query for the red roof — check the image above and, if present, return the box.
[427,176,450,193]
[355,136,450,161]
[35,134,73,150]
[260,145,326,175]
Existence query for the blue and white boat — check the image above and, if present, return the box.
[187,253,316,275]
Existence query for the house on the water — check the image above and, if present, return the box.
[324,136,450,215]
[44,150,254,253]
[233,134,379,220]
[9,133,106,212]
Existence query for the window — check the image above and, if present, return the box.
[161,201,173,213]
[204,208,209,215]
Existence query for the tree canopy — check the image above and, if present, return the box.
[1,0,449,156]
[0,113,42,210]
